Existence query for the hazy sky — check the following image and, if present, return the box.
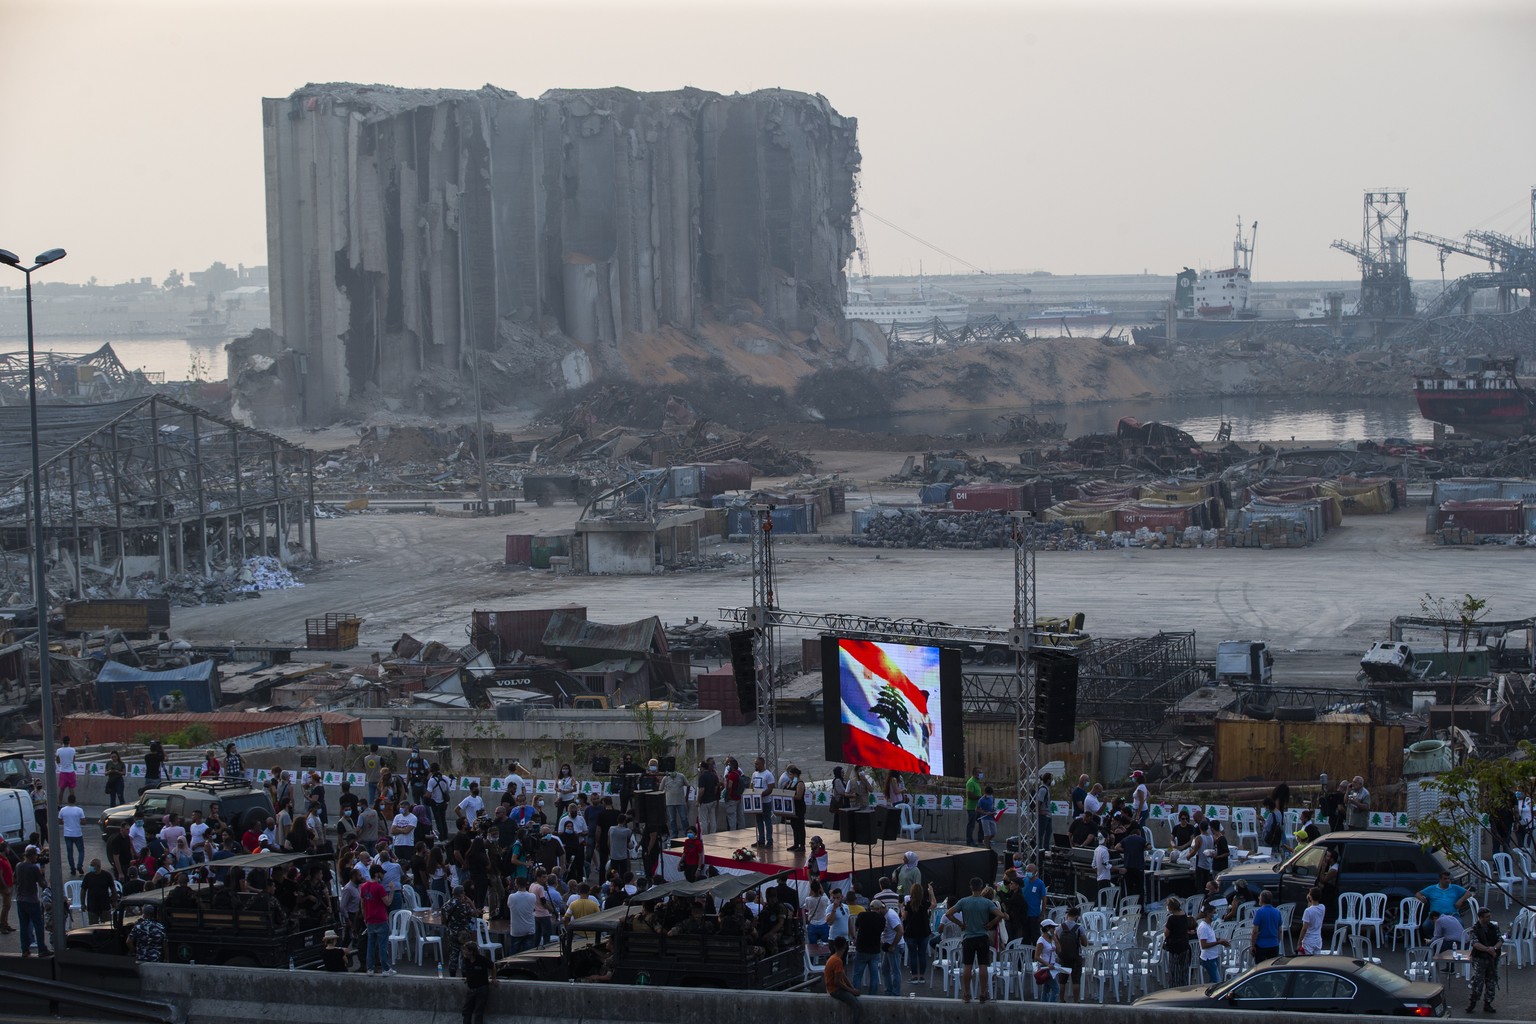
[3,0,1532,287]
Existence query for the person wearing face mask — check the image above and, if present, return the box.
[80,858,115,924]
[1020,860,1047,945]
[964,767,985,846]
[555,763,577,817]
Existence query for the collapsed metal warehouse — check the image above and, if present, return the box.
[0,395,316,598]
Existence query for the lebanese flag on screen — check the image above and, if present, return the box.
[838,639,933,774]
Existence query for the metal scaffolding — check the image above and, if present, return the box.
[749,508,779,772]
[0,394,317,598]
[1075,631,1203,736]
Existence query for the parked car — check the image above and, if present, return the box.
[1217,830,1468,908]
[1133,955,1447,1016]
[99,778,273,841]
[0,750,34,791]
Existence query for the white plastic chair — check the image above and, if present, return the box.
[929,936,963,993]
[1358,892,1387,947]
[1491,853,1525,906]
[1478,859,1505,909]
[400,885,422,911]
[387,909,414,963]
[64,879,83,913]
[898,803,922,840]
[803,943,827,982]
[1232,808,1259,853]
[1505,908,1534,969]
[1334,892,1363,942]
[1080,946,1126,1004]
[1393,896,1423,950]
[412,914,443,966]
[1404,945,1434,982]
[998,942,1032,999]
[1277,903,1296,956]
[472,917,502,960]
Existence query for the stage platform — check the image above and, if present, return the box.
[659,825,996,899]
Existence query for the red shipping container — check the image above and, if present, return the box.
[951,483,1027,512]
[505,534,534,565]
[1436,499,1524,534]
[1115,502,1198,531]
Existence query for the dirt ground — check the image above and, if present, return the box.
[169,446,1532,673]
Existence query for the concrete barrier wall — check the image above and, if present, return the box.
[141,963,1479,1024]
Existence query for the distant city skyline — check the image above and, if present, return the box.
[3,0,1532,289]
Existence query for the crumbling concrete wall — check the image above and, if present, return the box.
[261,84,860,425]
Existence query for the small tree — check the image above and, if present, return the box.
[1419,592,1489,754]
[1414,742,1534,913]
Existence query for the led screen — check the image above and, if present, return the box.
[822,636,965,778]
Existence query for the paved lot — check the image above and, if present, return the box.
[172,492,1531,663]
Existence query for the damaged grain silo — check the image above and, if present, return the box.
[251,84,861,427]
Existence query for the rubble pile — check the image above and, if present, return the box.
[852,509,1101,551]
[124,556,307,607]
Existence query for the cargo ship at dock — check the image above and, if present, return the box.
[1414,358,1536,438]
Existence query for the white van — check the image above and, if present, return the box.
[0,787,31,846]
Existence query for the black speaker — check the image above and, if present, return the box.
[1033,651,1079,745]
[842,810,878,846]
[637,791,667,831]
[728,629,757,715]
[591,756,611,775]
[657,755,676,773]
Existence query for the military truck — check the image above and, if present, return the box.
[64,851,336,969]
[498,871,804,990]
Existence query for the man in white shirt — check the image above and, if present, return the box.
[1083,783,1104,817]
[751,757,777,848]
[1130,770,1150,826]
[128,814,148,856]
[188,811,210,860]
[458,782,486,825]
[1091,833,1112,897]
[55,737,78,801]
[501,762,533,804]
[57,792,87,875]
[426,765,452,838]
[390,805,418,853]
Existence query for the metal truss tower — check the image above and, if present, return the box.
[1333,190,1415,317]
[1008,514,1039,865]
[750,508,779,772]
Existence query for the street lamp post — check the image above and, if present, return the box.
[0,245,68,953]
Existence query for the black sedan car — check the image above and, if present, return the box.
[1133,956,1447,1017]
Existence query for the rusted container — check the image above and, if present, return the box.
[504,534,534,566]
[1435,499,1524,534]
[951,483,1027,512]
[472,607,587,658]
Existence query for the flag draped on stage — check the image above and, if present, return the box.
[836,639,939,775]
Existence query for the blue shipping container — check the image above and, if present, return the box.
[728,502,818,536]
[919,482,954,506]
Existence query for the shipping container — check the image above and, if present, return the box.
[1433,478,1504,504]
[59,711,363,748]
[952,483,1027,512]
[919,482,954,506]
[1497,479,1536,504]
[696,460,753,496]
[828,484,847,515]
[1435,499,1524,534]
[504,534,534,566]
[530,531,572,569]
[1115,502,1200,531]
[1075,481,1140,502]
[669,465,702,499]
[1240,500,1325,541]
[472,607,585,658]
[727,502,817,537]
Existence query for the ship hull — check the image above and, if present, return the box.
[1414,390,1536,439]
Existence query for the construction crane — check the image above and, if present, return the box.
[851,207,873,282]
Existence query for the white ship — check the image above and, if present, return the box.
[1192,218,1258,319]
[844,286,969,328]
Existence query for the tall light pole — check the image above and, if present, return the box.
[0,245,68,952]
